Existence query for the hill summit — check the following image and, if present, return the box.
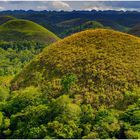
[0,19,59,44]
[11,29,140,107]
[0,15,15,25]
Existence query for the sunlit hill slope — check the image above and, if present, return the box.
[11,29,140,107]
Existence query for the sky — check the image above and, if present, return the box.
[0,1,140,11]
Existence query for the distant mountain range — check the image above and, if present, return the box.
[1,10,140,37]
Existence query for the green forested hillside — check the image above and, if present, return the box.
[0,19,59,44]
[0,26,140,138]
[0,41,45,77]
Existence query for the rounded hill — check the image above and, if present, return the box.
[11,29,140,107]
[97,19,130,32]
[56,18,88,28]
[0,15,15,25]
[0,19,59,44]
[128,24,140,37]
[60,21,104,37]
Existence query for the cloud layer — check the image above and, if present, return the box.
[0,1,140,11]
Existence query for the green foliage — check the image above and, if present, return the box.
[5,86,46,114]
[0,86,139,138]
[50,95,81,123]
[0,86,9,102]
[0,112,11,138]
[61,74,77,92]
[80,104,95,124]
[0,112,3,127]
[120,99,140,139]
[47,120,82,139]
[0,41,45,77]
[93,108,120,138]
[10,105,49,138]
[117,88,140,109]
[125,129,140,139]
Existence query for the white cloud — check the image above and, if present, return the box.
[84,5,140,11]
[52,1,71,11]
[0,6,5,10]
[83,2,140,11]
[84,6,115,11]
[37,5,48,10]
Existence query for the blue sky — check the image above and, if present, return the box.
[0,1,140,11]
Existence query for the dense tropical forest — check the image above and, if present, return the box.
[0,10,140,139]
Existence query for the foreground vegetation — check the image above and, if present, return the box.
[0,85,139,139]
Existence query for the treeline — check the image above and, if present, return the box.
[0,41,44,51]
[0,84,139,138]
[0,41,45,76]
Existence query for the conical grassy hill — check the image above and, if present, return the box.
[0,19,59,44]
[60,21,105,37]
[11,29,140,107]
[128,24,140,37]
